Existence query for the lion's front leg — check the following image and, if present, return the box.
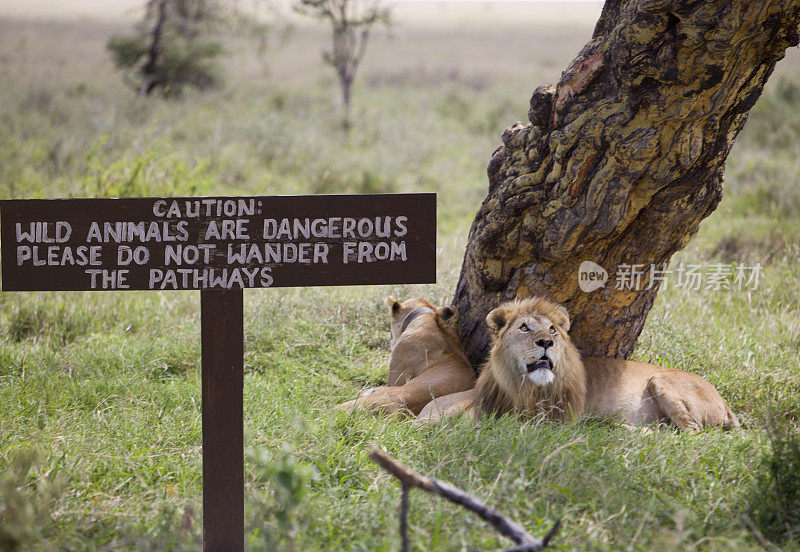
[416,389,476,425]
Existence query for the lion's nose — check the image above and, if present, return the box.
[535,338,554,349]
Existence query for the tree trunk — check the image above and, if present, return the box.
[341,73,353,131]
[141,0,168,96]
[452,0,800,364]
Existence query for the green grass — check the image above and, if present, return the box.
[1,2,800,550]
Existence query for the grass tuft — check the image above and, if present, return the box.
[747,419,800,544]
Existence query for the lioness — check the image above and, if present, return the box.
[418,297,740,430]
[336,296,475,417]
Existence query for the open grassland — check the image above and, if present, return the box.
[1,2,799,550]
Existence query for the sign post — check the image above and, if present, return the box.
[201,289,244,551]
[0,193,436,551]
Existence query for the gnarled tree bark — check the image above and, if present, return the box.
[453,0,800,364]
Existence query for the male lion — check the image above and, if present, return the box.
[418,297,740,430]
[336,297,475,417]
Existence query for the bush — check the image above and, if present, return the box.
[246,447,319,552]
[107,0,224,97]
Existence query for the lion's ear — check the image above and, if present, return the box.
[384,296,401,313]
[436,305,455,320]
[486,307,509,333]
[554,304,571,332]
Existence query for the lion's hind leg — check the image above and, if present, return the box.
[646,372,739,430]
[336,361,475,419]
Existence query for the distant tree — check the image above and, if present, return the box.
[295,0,390,130]
[107,0,224,97]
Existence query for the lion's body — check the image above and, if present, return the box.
[336,297,475,417]
[583,357,738,428]
[418,297,739,430]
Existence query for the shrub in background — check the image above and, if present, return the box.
[246,447,318,552]
[107,0,224,97]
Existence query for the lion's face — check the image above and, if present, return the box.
[486,298,579,396]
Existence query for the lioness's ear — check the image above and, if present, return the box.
[554,304,571,331]
[486,307,509,333]
[436,305,455,320]
[384,296,401,313]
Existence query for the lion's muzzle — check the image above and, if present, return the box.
[526,357,553,372]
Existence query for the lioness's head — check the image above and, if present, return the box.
[483,297,584,404]
[383,296,454,349]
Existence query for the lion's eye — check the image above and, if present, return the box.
[519,324,529,332]
[549,325,556,334]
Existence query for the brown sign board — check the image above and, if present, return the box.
[0,194,436,292]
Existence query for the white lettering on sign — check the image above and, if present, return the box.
[15,222,72,243]
[117,246,151,266]
[86,221,189,243]
[342,241,407,264]
[261,217,409,241]
[17,245,102,267]
[225,243,329,265]
[204,220,249,241]
[85,269,130,289]
[1,196,429,290]
[153,199,256,218]
[148,267,273,290]
[164,244,216,265]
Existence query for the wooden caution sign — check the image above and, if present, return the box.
[0,193,436,551]
[0,194,435,291]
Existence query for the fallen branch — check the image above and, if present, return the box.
[400,483,410,552]
[368,444,561,552]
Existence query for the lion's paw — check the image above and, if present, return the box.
[359,386,384,398]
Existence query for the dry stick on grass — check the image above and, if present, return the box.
[368,444,561,552]
[399,483,410,552]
